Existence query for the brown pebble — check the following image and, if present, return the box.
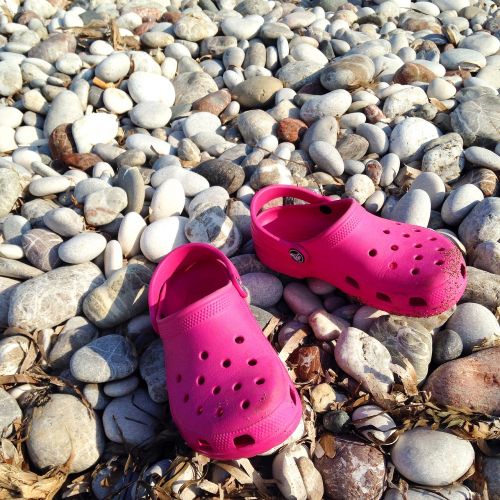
[61,153,102,170]
[365,160,382,185]
[129,7,162,21]
[364,104,386,123]
[160,11,182,23]
[15,10,42,24]
[452,168,499,197]
[393,62,437,84]
[134,21,156,36]
[277,118,308,143]
[49,123,76,160]
[192,89,232,116]
[290,345,322,382]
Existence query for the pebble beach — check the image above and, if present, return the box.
[0,0,499,497]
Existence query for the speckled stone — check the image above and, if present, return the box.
[192,159,245,194]
[8,263,104,331]
[21,228,63,272]
[139,339,167,403]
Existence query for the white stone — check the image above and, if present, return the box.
[427,78,456,100]
[383,86,428,119]
[104,240,123,278]
[290,43,328,66]
[72,113,119,154]
[140,216,189,263]
[182,112,221,138]
[0,126,17,153]
[309,141,344,176]
[125,134,171,157]
[0,107,23,128]
[345,174,376,204]
[389,117,441,163]
[29,176,70,196]
[409,172,445,209]
[300,90,352,124]
[129,101,172,129]
[149,178,185,222]
[0,61,22,97]
[220,15,263,40]
[118,212,147,258]
[58,232,107,264]
[441,184,484,226]
[0,244,23,260]
[103,88,133,114]
[127,71,175,106]
[352,404,397,444]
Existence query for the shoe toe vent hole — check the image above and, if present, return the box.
[414,255,423,261]
[409,297,427,307]
[222,359,231,368]
[241,400,250,410]
[391,245,399,251]
[255,378,265,385]
[345,276,360,289]
[213,386,221,395]
[368,249,377,257]
[435,260,444,266]
[233,382,242,391]
[234,434,255,448]
[235,336,245,344]
[411,268,420,276]
[248,359,257,366]
[216,407,224,417]
[376,292,391,303]
[200,351,209,360]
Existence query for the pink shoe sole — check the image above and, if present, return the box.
[148,243,302,459]
[250,185,467,317]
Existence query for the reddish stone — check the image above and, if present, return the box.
[402,18,442,33]
[129,7,162,21]
[393,62,437,84]
[290,346,322,383]
[61,153,102,170]
[277,118,308,143]
[424,348,500,416]
[297,81,325,95]
[365,160,382,185]
[314,437,386,500]
[15,11,42,25]
[192,89,232,116]
[160,11,182,23]
[134,21,156,36]
[49,124,76,160]
[364,104,386,124]
[452,168,499,197]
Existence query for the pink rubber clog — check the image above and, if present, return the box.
[250,185,467,318]
[148,243,302,460]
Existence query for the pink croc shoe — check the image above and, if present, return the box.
[148,243,302,459]
[250,185,467,317]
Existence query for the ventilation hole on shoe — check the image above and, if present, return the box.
[414,255,423,261]
[183,394,189,403]
[409,297,427,307]
[235,336,245,344]
[233,382,242,391]
[200,351,209,360]
[290,387,297,405]
[411,268,420,276]
[197,406,203,415]
[176,374,182,383]
[461,264,466,278]
[319,205,332,214]
[213,386,221,395]
[234,434,255,448]
[414,243,423,249]
[255,378,265,385]
[197,439,212,451]
[437,247,445,252]
[414,229,421,232]
[391,245,399,251]
[389,262,397,270]
[196,376,205,386]
[345,276,359,289]
[216,407,224,417]
[383,229,390,234]
[222,359,231,368]
[395,222,402,225]
[248,359,257,366]
[376,292,391,303]
[241,400,250,410]
[429,237,437,241]
[368,249,377,257]
[435,260,444,266]
[402,233,410,238]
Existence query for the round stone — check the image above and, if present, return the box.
[21,228,63,272]
[432,329,463,365]
[102,388,162,445]
[345,174,375,205]
[103,88,134,114]
[58,232,107,264]
[70,334,138,383]
[26,394,105,473]
[140,216,189,263]
[441,184,484,226]
[390,117,441,163]
[128,71,175,106]
[309,141,344,177]
[149,178,185,222]
[129,101,172,129]
[323,410,350,434]
[95,52,131,82]
[139,340,167,403]
[409,172,445,209]
[118,212,147,258]
[192,159,245,194]
[43,207,84,237]
[29,176,71,196]
[390,189,431,227]
[241,272,283,308]
[232,76,283,108]
[445,302,500,353]
[84,187,128,226]
[391,428,475,487]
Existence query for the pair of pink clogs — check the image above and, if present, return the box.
[148,185,467,460]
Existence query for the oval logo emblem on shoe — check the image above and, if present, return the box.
[289,249,305,263]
